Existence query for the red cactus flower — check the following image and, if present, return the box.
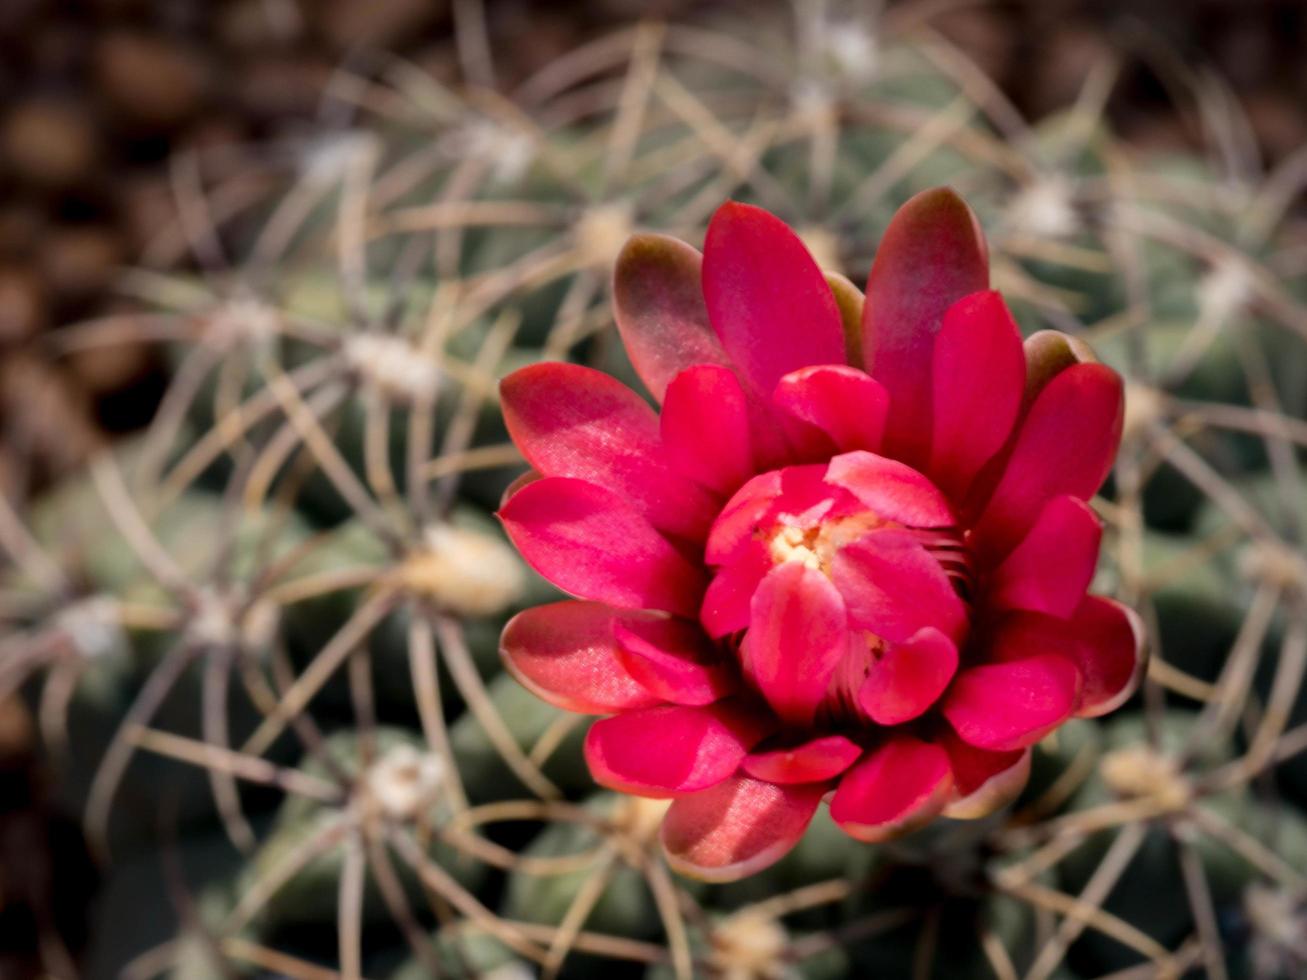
[497,188,1145,881]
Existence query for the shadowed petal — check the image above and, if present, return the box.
[826,271,865,366]
[500,602,661,714]
[701,542,772,637]
[862,187,989,467]
[662,365,755,495]
[929,290,1025,501]
[499,476,706,617]
[746,562,849,725]
[939,731,1031,820]
[943,653,1082,751]
[613,233,729,402]
[743,734,862,784]
[501,362,717,540]
[1068,596,1146,718]
[773,365,889,454]
[972,362,1123,562]
[824,451,955,528]
[831,530,967,645]
[705,470,783,565]
[987,495,1101,616]
[584,701,767,798]
[702,202,846,395]
[613,616,738,706]
[1022,329,1098,403]
[830,737,953,843]
[661,774,825,881]
[857,627,958,725]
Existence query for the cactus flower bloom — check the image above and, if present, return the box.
[497,188,1144,881]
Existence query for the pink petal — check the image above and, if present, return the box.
[500,602,661,714]
[862,188,990,467]
[700,542,772,638]
[823,451,956,528]
[743,734,862,784]
[987,495,1101,617]
[928,291,1025,501]
[831,530,967,645]
[705,470,783,565]
[612,233,729,403]
[746,562,849,725]
[830,736,954,843]
[661,365,755,495]
[499,469,540,508]
[499,476,706,617]
[1067,596,1146,718]
[971,362,1123,562]
[584,701,766,798]
[612,616,738,706]
[942,653,1082,752]
[702,202,846,396]
[773,365,889,454]
[501,362,716,540]
[938,731,1031,820]
[856,626,959,725]
[661,774,825,881]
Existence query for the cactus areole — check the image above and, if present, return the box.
[496,188,1144,881]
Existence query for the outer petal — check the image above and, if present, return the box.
[831,530,967,645]
[613,233,729,402]
[942,653,1082,751]
[584,701,766,798]
[1022,329,1098,404]
[856,627,958,725]
[661,365,754,495]
[612,616,738,706]
[987,495,1101,616]
[862,187,989,467]
[971,362,1123,562]
[702,202,846,396]
[830,737,954,843]
[1067,596,1146,718]
[939,731,1031,820]
[500,602,661,714]
[743,734,862,784]
[773,365,889,455]
[661,774,825,881]
[928,291,1025,501]
[501,363,716,540]
[826,271,865,366]
[824,451,956,528]
[499,477,706,617]
[746,562,849,725]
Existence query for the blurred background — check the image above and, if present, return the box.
[3,1,1307,978]
[3,0,1307,491]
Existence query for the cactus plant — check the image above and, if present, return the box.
[4,2,1307,978]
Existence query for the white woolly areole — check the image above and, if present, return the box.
[1100,744,1190,810]
[400,523,526,616]
[344,333,440,403]
[55,596,126,661]
[1198,257,1253,324]
[711,910,792,979]
[574,203,634,265]
[364,743,445,821]
[204,297,281,349]
[1009,176,1080,239]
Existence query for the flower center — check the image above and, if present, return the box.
[703,454,973,731]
